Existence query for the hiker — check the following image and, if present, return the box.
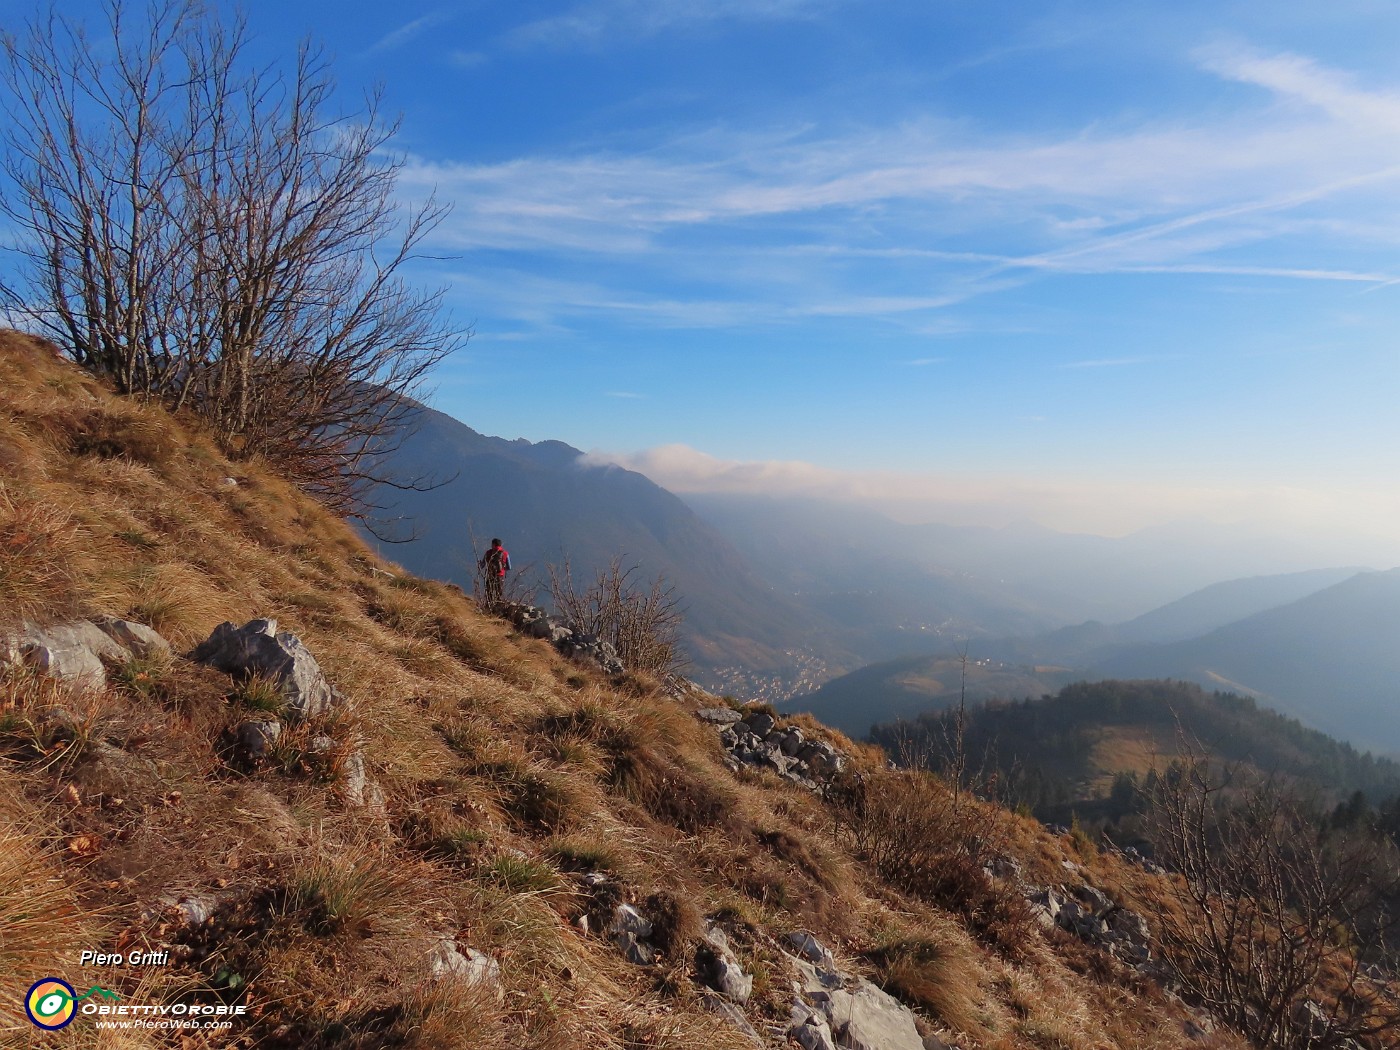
[478,537,511,607]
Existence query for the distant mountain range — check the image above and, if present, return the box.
[684,494,1379,663]
[364,403,853,683]
[366,409,1400,744]
[1097,568,1400,751]
[790,567,1400,754]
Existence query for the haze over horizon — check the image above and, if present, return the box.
[18,0,1400,557]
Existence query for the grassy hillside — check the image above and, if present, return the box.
[2,330,1390,1049]
[873,679,1400,830]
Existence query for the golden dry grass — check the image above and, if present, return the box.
[0,330,1293,1049]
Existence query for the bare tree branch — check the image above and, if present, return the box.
[0,0,465,515]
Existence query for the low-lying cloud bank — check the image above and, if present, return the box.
[584,444,1400,564]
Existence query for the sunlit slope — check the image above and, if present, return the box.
[0,329,1269,1049]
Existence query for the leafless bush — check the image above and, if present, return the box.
[547,557,685,677]
[1146,753,1400,1049]
[0,1,463,515]
[831,755,1031,955]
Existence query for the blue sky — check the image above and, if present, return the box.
[18,1,1400,549]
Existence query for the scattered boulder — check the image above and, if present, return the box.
[695,707,743,725]
[193,618,339,719]
[790,1000,840,1050]
[501,604,627,675]
[610,903,656,965]
[94,616,171,660]
[786,930,838,970]
[3,620,130,690]
[696,924,753,1004]
[1072,884,1114,916]
[786,936,925,1050]
[705,710,847,791]
[1026,884,1153,968]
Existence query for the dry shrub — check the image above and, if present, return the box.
[835,766,1034,956]
[470,755,580,835]
[577,697,737,834]
[616,1008,765,1050]
[547,557,685,677]
[756,827,844,892]
[611,745,736,834]
[0,412,43,475]
[397,978,510,1050]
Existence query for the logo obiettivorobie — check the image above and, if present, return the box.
[24,978,120,1030]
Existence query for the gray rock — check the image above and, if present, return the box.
[698,926,753,1004]
[4,620,131,690]
[703,924,731,954]
[94,617,170,660]
[194,618,338,719]
[700,992,764,1048]
[790,1001,840,1050]
[780,728,806,755]
[615,932,655,965]
[785,931,837,970]
[235,718,283,760]
[610,903,656,965]
[1292,999,1334,1042]
[696,707,744,725]
[1073,884,1115,916]
[792,956,925,1050]
[987,855,1023,881]
[1108,908,1151,945]
[745,712,776,737]
[341,751,368,805]
[611,903,653,939]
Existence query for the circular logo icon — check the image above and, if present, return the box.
[25,978,78,1030]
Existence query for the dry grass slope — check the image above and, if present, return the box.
[0,328,1339,1049]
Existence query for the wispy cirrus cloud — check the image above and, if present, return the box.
[366,12,453,54]
[506,0,836,50]
[399,45,1400,335]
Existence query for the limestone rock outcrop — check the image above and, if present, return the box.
[193,618,339,719]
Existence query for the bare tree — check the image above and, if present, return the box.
[1146,753,1400,1049]
[547,557,685,678]
[0,1,464,514]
